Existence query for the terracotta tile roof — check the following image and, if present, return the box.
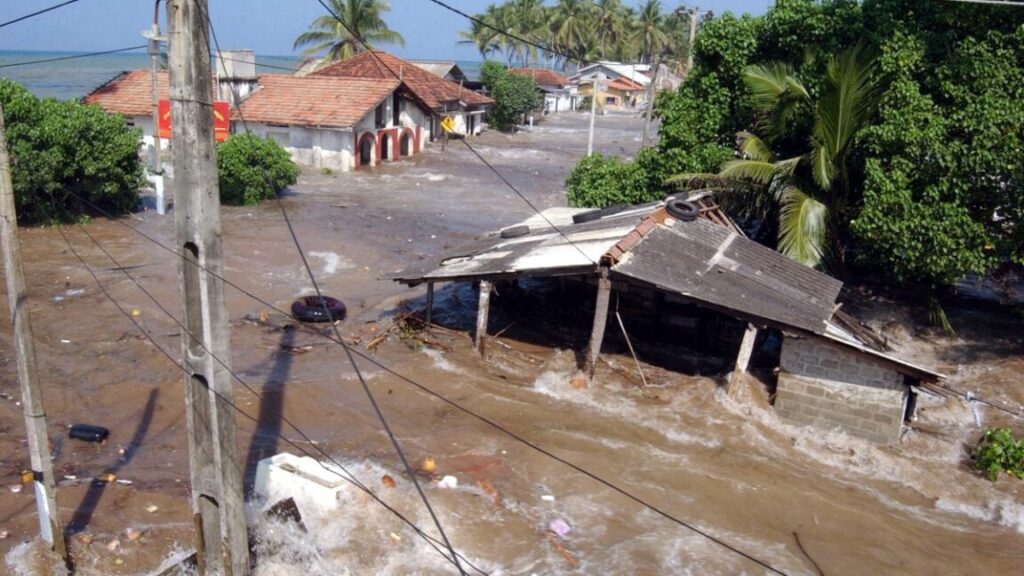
[234,74,399,128]
[508,67,569,88]
[608,77,645,92]
[83,70,167,117]
[314,51,492,112]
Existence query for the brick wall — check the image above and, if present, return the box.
[775,336,908,443]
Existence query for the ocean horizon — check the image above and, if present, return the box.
[0,50,483,101]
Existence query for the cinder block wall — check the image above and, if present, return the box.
[775,337,907,443]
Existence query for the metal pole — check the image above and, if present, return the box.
[167,1,249,574]
[587,80,599,156]
[475,280,491,355]
[150,0,163,174]
[687,10,699,74]
[0,105,70,569]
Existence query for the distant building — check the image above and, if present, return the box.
[578,77,646,109]
[313,51,493,139]
[508,67,577,113]
[233,74,412,171]
[82,70,170,159]
[407,60,467,83]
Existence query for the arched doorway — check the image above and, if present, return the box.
[358,133,375,168]
[380,132,393,161]
[400,130,413,157]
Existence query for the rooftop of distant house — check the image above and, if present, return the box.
[233,74,400,128]
[83,70,169,117]
[314,51,492,111]
[508,67,570,88]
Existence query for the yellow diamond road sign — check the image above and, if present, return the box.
[441,116,456,134]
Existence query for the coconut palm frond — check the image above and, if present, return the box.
[776,185,829,268]
[813,44,880,168]
[720,159,779,185]
[664,172,733,189]
[809,140,835,191]
[737,132,773,162]
[774,155,803,178]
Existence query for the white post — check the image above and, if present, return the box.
[587,80,600,156]
[475,280,492,355]
[729,323,758,393]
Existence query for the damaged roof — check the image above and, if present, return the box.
[390,202,842,335]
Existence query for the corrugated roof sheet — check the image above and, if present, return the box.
[233,74,399,128]
[314,51,492,111]
[83,70,168,117]
[391,203,842,335]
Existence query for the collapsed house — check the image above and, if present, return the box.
[390,198,943,444]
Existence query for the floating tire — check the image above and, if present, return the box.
[291,295,347,323]
[500,225,530,238]
[666,199,700,221]
[69,424,109,443]
[572,203,628,224]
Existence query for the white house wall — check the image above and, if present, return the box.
[245,122,352,171]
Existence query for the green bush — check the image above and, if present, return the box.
[479,61,541,132]
[0,79,145,224]
[975,428,1024,482]
[566,153,655,208]
[217,133,299,206]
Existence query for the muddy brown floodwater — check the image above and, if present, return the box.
[0,112,1022,575]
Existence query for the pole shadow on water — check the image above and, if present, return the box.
[243,326,293,499]
[65,388,159,536]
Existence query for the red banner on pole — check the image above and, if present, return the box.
[158,100,230,142]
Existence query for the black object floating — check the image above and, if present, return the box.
[69,424,109,443]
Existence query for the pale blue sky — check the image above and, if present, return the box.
[0,0,770,60]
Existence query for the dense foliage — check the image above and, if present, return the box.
[217,134,299,206]
[566,0,1024,302]
[460,0,700,70]
[294,0,403,62]
[479,61,543,132]
[0,80,144,224]
[975,428,1024,482]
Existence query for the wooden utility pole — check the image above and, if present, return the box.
[475,280,492,355]
[167,1,249,574]
[641,55,660,148]
[584,268,612,376]
[0,105,70,568]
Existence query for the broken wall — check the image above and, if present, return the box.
[775,336,908,443]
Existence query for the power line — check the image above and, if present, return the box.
[52,217,488,575]
[0,45,147,70]
[66,187,790,575]
[0,0,81,30]
[423,0,595,66]
[202,3,466,574]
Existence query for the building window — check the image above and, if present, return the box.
[375,102,386,129]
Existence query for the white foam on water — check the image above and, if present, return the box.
[935,496,1024,534]
[422,348,468,375]
[4,540,69,576]
[530,368,722,449]
[308,251,351,275]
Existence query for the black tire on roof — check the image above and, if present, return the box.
[666,199,700,222]
[572,203,628,224]
[500,225,531,238]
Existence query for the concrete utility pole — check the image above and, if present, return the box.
[149,0,164,173]
[641,55,659,148]
[166,1,249,574]
[587,79,601,156]
[687,9,700,74]
[0,105,70,569]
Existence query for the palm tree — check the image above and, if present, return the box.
[594,0,627,60]
[548,0,594,63]
[671,47,880,271]
[293,0,404,62]
[633,0,668,63]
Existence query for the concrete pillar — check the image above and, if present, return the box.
[475,280,491,355]
[584,269,612,376]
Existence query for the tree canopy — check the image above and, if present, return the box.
[294,0,404,62]
[565,0,1024,305]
